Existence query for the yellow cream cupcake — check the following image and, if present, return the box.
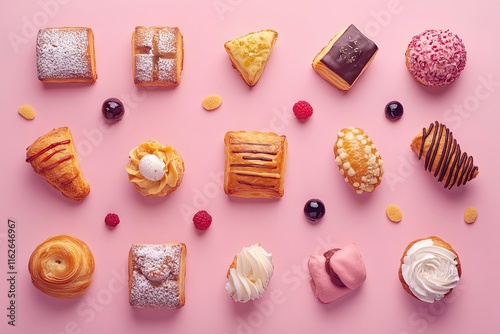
[125,140,184,197]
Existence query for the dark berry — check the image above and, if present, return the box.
[385,101,403,120]
[102,98,125,122]
[304,199,325,222]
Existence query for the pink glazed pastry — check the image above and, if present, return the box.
[405,29,466,87]
[308,243,366,303]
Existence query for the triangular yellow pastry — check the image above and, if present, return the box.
[224,30,278,86]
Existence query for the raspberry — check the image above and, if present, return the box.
[193,210,212,230]
[105,213,120,227]
[292,100,313,120]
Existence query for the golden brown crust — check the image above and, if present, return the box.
[132,26,183,87]
[37,27,97,83]
[312,26,350,92]
[28,235,95,299]
[404,47,427,86]
[128,243,186,309]
[26,127,90,202]
[226,255,238,278]
[398,236,462,300]
[224,131,287,198]
[224,30,278,86]
[410,121,479,189]
[333,127,383,194]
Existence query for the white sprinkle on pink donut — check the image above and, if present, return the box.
[406,29,466,87]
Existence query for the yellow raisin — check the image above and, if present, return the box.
[385,204,402,223]
[202,94,222,111]
[18,104,36,120]
[464,206,477,224]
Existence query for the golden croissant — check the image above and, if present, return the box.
[26,127,90,201]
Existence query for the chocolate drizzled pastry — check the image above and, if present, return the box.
[410,121,478,189]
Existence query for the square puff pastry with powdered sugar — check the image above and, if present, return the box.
[132,26,183,86]
[128,243,186,309]
[36,27,97,83]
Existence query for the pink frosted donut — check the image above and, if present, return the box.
[405,29,466,87]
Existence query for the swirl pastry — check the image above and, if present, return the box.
[28,235,95,299]
[26,127,90,202]
[224,30,278,86]
[333,127,384,194]
[308,243,367,303]
[37,27,97,83]
[125,140,184,197]
[410,121,478,189]
[225,244,273,303]
[129,243,186,309]
[399,236,461,303]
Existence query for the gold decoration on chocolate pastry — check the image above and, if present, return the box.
[28,235,95,299]
[26,127,90,202]
[333,127,383,194]
[36,27,97,83]
[224,30,278,86]
[224,131,288,198]
[410,121,479,189]
[132,26,183,86]
[129,243,187,309]
[312,24,378,92]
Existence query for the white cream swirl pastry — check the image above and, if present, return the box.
[125,140,184,197]
[225,244,274,302]
[399,236,461,303]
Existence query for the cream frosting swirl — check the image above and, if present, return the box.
[126,140,182,196]
[401,239,459,303]
[225,244,273,302]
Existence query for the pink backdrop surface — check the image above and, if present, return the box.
[1,0,499,333]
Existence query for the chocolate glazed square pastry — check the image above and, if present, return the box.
[36,27,97,83]
[132,26,183,86]
[312,24,378,92]
[129,243,186,309]
[224,131,287,198]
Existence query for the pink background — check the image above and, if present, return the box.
[1,0,499,333]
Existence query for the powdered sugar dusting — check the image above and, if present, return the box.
[134,26,154,52]
[134,54,154,83]
[37,28,94,80]
[130,244,184,308]
[407,29,466,87]
[158,58,177,84]
[133,26,181,86]
[157,27,177,55]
